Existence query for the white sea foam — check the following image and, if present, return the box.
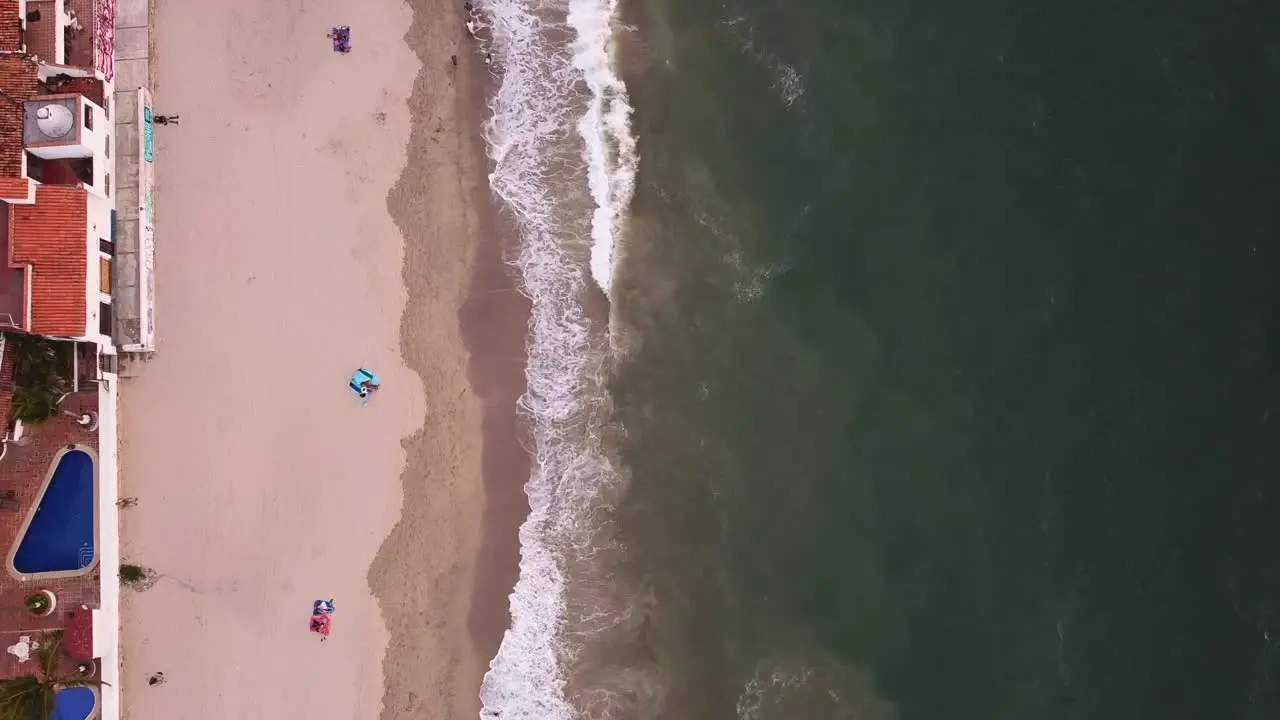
[570,0,638,296]
[716,15,806,108]
[475,0,636,717]
[736,663,816,720]
[735,656,898,720]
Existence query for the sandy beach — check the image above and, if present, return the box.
[117,0,523,718]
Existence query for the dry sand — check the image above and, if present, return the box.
[118,0,523,718]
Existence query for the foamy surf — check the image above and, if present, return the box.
[570,0,638,296]
[475,0,636,717]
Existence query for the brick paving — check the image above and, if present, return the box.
[0,390,100,678]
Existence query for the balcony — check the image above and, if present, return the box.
[65,0,112,80]
[21,0,59,64]
[23,96,108,196]
[19,0,114,79]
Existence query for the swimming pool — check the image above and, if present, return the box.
[50,687,97,720]
[13,448,96,575]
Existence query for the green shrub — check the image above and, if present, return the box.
[119,564,147,584]
[6,335,66,425]
[23,593,49,615]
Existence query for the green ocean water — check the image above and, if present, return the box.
[606,0,1280,717]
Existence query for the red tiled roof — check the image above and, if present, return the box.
[0,56,40,178]
[0,338,13,436]
[10,186,87,337]
[0,1,20,53]
[0,177,31,201]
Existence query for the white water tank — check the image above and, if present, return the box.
[35,104,75,138]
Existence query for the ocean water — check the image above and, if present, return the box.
[476,0,1280,718]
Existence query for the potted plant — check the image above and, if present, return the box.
[0,630,103,719]
[24,590,56,617]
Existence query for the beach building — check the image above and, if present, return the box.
[0,2,121,718]
[14,0,157,356]
[0,56,116,347]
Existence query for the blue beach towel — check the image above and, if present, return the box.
[349,368,382,407]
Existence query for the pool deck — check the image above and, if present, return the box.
[95,378,120,720]
[0,391,101,677]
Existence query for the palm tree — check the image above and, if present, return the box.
[7,336,66,425]
[0,630,102,720]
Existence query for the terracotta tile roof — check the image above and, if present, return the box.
[0,1,20,53]
[0,177,31,201]
[0,336,13,436]
[0,56,40,178]
[10,186,87,337]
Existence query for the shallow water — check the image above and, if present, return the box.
[480,0,1280,717]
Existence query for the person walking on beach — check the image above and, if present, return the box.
[153,114,179,125]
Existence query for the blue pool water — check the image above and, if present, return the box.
[50,687,96,720]
[13,449,95,574]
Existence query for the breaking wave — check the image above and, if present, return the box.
[475,0,636,717]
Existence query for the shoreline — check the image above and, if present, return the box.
[372,0,528,717]
[457,73,531,676]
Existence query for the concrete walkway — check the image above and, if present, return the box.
[101,4,151,720]
[111,0,150,351]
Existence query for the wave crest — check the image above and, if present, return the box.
[477,0,636,717]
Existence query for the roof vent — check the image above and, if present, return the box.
[34,104,75,139]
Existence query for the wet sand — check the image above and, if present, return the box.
[371,0,529,717]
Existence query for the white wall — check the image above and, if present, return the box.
[54,0,67,65]
[86,192,113,350]
[82,97,109,198]
[93,376,120,720]
[28,97,110,199]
